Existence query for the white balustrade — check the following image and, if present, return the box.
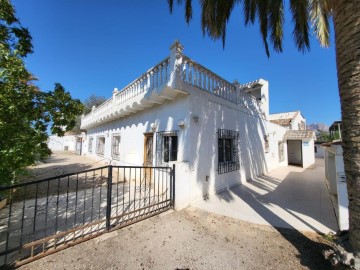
[81,49,263,129]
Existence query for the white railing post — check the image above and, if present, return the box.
[168,40,184,89]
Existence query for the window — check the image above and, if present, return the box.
[88,137,93,153]
[278,142,284,162]
[314,146,317,153]
[264,135,270,153]
[217,129,240,174]
[96,136,105,156]
[112,134,120,159]
[156,131,178,164]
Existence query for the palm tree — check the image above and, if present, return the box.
[168,0,360,254]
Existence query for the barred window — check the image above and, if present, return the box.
[96,136,105,156]
[112,134,120,159]
[218,129,240,174]
[278,142,285,162]
[156,131,178,164]
[88,137,93,153]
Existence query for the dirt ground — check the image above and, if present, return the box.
[20,151,107,182]
[19,207,332,270]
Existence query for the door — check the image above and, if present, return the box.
[75,139,82,155]
[144,134,153,180]
[287,140,303,166]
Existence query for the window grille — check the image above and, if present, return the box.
[112,134,120,159]
[217,129,240,174]
[156,131,178,165]
[88,137,93,153]
[96,136,105,156]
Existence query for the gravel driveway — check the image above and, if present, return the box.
[19,207,332,270]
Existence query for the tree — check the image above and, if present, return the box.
[83,94,107,114]
[168,0,360,255]
[71,94,107,134]
[0,0,83,185]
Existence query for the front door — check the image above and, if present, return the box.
[144,134,153,180]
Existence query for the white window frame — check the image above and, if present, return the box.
[88,137,93,153]
[112,134,120,160]
[96,136,105,156]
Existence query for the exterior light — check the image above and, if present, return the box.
[178,119,185,128]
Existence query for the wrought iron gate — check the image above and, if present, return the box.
[0,164,175,267]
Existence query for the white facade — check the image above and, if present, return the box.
[48,135,76,152]
[80,42,305,209]
[324,143,349,230]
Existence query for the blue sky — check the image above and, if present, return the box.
[12,0,340,126]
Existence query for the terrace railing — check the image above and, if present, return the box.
[81,41,263,128]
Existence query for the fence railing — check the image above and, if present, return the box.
[0,164,174,267]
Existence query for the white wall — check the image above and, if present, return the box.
[291,112,306,130]
[48,135,76,151]
[324,144,348,230]
[315,144,325,158]
[301,139,315,168]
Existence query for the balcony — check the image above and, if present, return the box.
[81,41,263,129]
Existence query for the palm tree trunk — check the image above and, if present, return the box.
[333,0,360,255]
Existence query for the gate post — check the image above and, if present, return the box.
[106,165,113,231]
[171,164,175,207]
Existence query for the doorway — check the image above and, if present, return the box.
[144,133,154,180]
[287,140,303,167]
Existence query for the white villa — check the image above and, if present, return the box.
[80,41,315,209]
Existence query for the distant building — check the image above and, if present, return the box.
[269,111,314,166]
[329,121,342,140]
[47,133,76,152]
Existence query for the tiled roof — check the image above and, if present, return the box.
[284,130,316,140]
[270,118,292,127]
[268,111,299,121]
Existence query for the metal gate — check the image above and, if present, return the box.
[0,164,175,267]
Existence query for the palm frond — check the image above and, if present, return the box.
[289,0,311,52]
[256,0,270,57]
[309,0,330,47]
[269,0,284,53]
[243,0,257,24]
[185,0,193,24]
[200,0,237,48]
[168,0,174,13]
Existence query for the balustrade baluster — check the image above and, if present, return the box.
[182,60,187,81]
[202,70,207,90]
[164,61,168,82]
[198,68,201,87]
[193,67,197,87]
[159,65,163,84]
[154,68,158,88]
[147,73,151,91]
[189,63,193,84]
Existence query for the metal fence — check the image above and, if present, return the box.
[0,165,174,267]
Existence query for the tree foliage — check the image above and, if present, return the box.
[83,94,107,114]
[168,0,333,56]
[71,94,107,134]
[0,0,83,185]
